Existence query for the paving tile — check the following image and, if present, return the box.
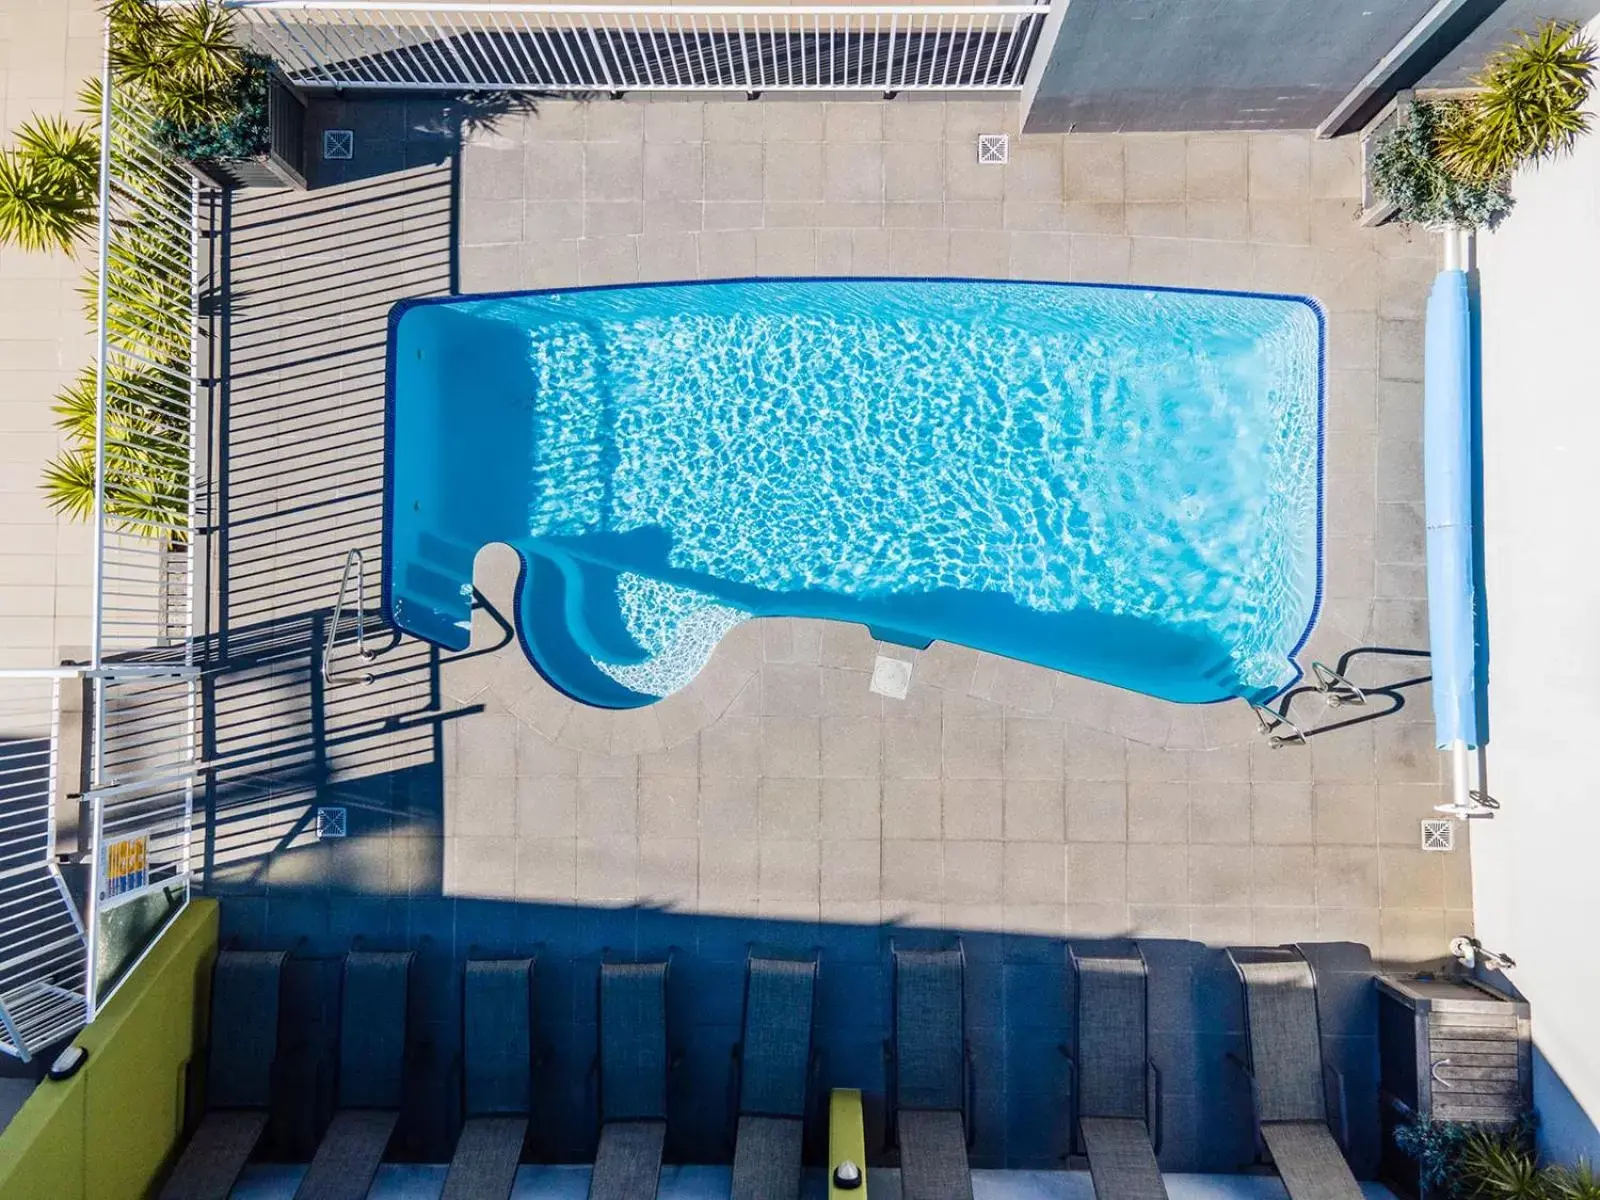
[944,779,1004,842]
[1189,907,1255,947]
[1065,780,1126,843]
[699,838,759,906]
[1314,783,1377,844]
[886,141,945,203]
[1003,717,1065,778]
[638,776,698,840]
[824,142,884,204]
[1185,136,1247,200]
[884,840,943,903]
[943,717,1004,779]
[1189,846,1252,907]
[644,102,704,143]
[759,777,821,840]
[698,775,758,840]
[760,716,822,778]
[1124,137,1186,201]
[1004,779,1065,842]
[705,102,766,143]
[514,775,578,839]
[575,838,640,902]
[1127,844,1188,905]
[759,839,820,901]
[1252,845,1315,907]
[944,841,1005,904]
[821,778,881,840]
[639,838,698,908]
[822,839,882,901]
[1248,134,1312,200]
[884,778,943,839]
[1316,845,1380,908]
[516,837,576,901]
[1379,847,1445,909]
[884,715,942,780]
[1003,842,1066,906]
[1061,137,1123,203]
[1127,781,1188,843]
[1070,234,1132,283]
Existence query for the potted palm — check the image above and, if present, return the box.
[110,0,307,189]
[1361,19,1597,228]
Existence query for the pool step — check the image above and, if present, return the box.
[519,555,655,709]
[556,558,650,667]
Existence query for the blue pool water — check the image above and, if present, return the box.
[385,279,1323,708]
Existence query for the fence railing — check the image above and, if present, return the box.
[225,0,1051,91]
[0,47,207,1061]
[0,675,89,1060]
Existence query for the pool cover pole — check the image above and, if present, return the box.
[1425,228,1482,818]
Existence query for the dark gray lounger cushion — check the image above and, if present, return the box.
[588,1118,667,1200]
[894,948,964,1112]
[1074,951,1146,1121]
[207,950,287,1110]
[1233,951,1327,1123]
[337,951,413,1111]
[1081,1116,1169,1200]
[898,1109,973,1200]
[731,1114,804,1200]
[464,958,534,1116]
[442,1115,528,1200]
[600,962,668,1122]
[739,956,815,1118]
[1261,1121,1364,1200]
[159,1109,270,1200]
[293,1108,400,1200]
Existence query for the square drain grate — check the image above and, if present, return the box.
[322,129,354,160]
[1421,819,1455,852]
[977,133,1009,165]
[317,806,348,839]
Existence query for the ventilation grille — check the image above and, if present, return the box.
[1421,819,1455,852]
[317,806,348,839]
[977,133,1009,165]
[322,129,353,160]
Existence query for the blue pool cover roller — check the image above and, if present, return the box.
[1423,267,1479,751]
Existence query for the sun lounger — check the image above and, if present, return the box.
[442,958,536,1200]
[890,944,973,1200]
[1227,946,1363,1200]
[731,953,817,1200]
[589,960,670,1200]
[160,950,288,1200]
[1068,943,1168,1200]
[294,950,414,1200]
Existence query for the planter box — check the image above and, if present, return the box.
[183,73,308,191]
[1358,89,1411,227]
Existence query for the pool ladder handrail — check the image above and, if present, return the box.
[323,548,376,687]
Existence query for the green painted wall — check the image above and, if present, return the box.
[0,898,219,1200]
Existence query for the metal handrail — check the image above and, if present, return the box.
[323,549,377,686]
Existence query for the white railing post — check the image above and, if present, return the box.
[91,28,114,674]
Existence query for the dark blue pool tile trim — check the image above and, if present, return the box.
[381,277,1328,707]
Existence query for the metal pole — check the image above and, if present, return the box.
[91,24,114,673]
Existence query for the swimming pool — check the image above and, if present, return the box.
[385,278,1323,709]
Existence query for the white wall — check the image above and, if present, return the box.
[1475,16,1600,1164]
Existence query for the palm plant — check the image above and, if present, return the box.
[1550,1163,1600,1200]
[1463,1130,1551,1200]
[43,363,190,541]
[109,0,241,122]
[1436,20,1598,183]
[0,116,99,252]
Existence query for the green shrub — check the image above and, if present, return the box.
[1370,99,1515,228]
[151,51,270,162]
